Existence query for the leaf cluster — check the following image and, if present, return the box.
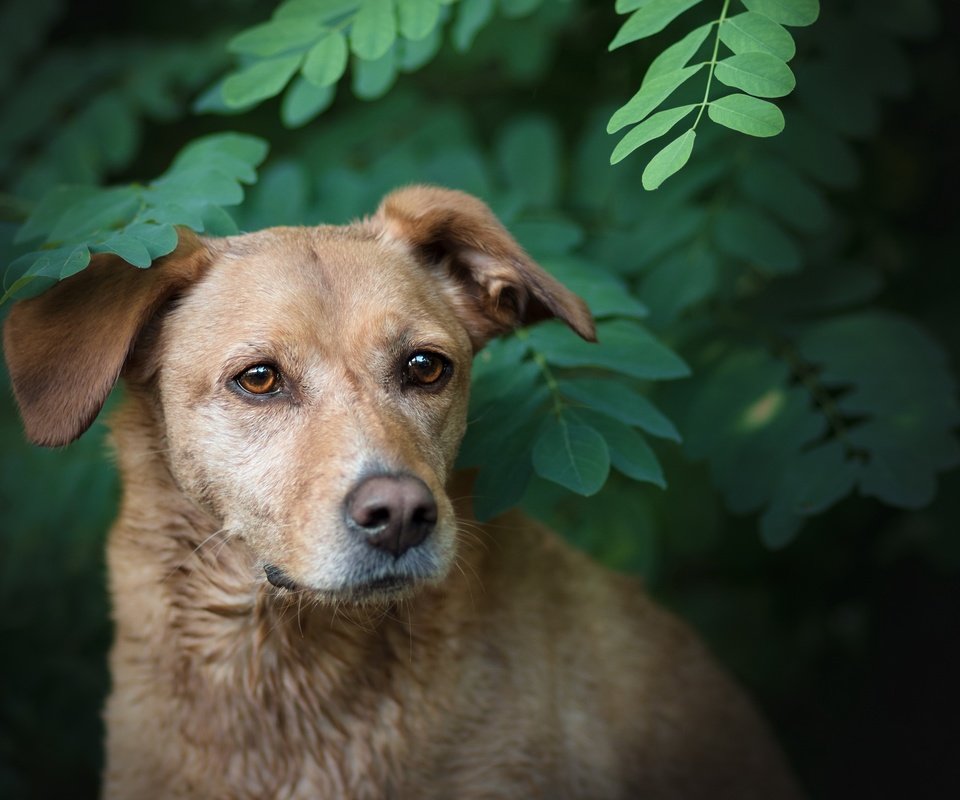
[609,0,819,188]
[4,134,266,302]
[201,0,547,127]
[0,0,954,550]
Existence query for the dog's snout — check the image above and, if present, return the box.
[346,475,437,557]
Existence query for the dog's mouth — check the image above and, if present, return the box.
[264,564,300,591]
[264,564,414,601]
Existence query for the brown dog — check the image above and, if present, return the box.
[4,187,801,799]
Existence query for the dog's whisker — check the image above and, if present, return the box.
[158,525,233,584]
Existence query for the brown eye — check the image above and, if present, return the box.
[404,352,451,389]
[236,364,281,395]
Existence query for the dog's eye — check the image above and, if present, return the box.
[235,364,281,395]
[404,352,451,389]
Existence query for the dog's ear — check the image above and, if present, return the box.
[3,231,214,447]
[372,185,596,349]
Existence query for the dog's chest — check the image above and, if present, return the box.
[164,604,435,798]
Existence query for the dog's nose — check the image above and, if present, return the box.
[345,475,437,557]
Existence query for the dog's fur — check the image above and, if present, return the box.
[4,187,802,799]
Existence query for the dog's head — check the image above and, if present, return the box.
[3,186,594,603]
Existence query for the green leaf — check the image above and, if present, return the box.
[511,219,584,256]
[758,507,802,550]
[222,54,303,107]
[714,206,801,273]
[350,0,397,60]
[559,378,681,441]
[1,270,56,304]
[797,312,959,423]
[192,79,239,116]
[137,203,205,232]
[847,422,940,509]
[608,65,702,134]
[760,441,860,549]
[719,12,795,61]
[198,205,239,236]
[469,341,536,410]
[472,427,536,520]
[351,46,397,99]
[526,319,690,380]
[90,234,152,267]
[150,168,243,208]
[643,22,712,85]
[397,0,440,40]
[15,186,98,244]
[642,129,696,190]
[302,30,349,87]
[641,245,718,325]
[170,133,269,182]
[496,116,560,208]
[738,158,829,233]
[533,416,610,496]
[787,442,861,516]
[611,104,696,165]
[281,75,336,127]
[20,244,92,282]
[714,52,795,98]
[243,161,310,228]
[58,245,94,279]
[122,222,179,259]
[682,349,827,514]
[574,410,665,488]
[276,0,360,23]
[461,352,545,471]
[397,24,442,70]
[707,93,784,136]
[452,0,494,52]
[228,19,326,57]
[618,206,708,273]
[540,255,648,319]
[48,187,139,242]
[610,0,704,51]
[741,0,819,27]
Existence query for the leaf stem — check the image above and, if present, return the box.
[692,0,731,130]
[515,329,567,419]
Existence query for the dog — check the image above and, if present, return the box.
[4,186,802,799]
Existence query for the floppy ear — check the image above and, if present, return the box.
[3,231,214,447]
[372,185,596,349]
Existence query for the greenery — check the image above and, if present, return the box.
[1,0,958,797]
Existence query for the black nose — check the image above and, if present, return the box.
[345,475,437,557]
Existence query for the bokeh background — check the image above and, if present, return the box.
[2,1,959,798]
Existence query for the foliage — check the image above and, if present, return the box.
[0,0,958,796]
[608,0,817,186]
[4,134,267,301]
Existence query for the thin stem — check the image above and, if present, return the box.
[514,329,566,419]
[692,0,732,130]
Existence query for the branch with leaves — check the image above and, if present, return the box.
[3,135,267,303]
[199,0,548,127]
[608,0,819,188]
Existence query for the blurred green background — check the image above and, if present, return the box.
[2,1,959,798]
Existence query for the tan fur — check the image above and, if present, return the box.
[3,186,802,799]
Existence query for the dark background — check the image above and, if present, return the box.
[1,1,958,797]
